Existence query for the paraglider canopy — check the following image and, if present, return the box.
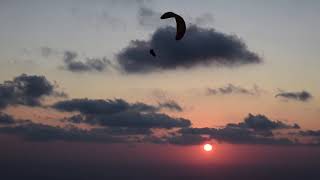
[149,12,186,57]
[160,12,186,41]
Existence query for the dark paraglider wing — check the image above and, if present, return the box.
[161,12,186,40]
[149,12,185,57]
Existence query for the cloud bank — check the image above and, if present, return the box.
[226,113,300,131]
[0,74,65,109]
[117,25,261,73]
[0,122,127,143]
[53,98,190,128]
[0,75,317,146]
[178,114,301,145]
[1,111,318,146]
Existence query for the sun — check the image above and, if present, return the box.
[203,144,213,152]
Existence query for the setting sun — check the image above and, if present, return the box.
[203,144,213,152]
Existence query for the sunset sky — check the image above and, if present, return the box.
[1,0,320,179]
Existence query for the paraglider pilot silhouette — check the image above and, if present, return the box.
[150,12,186,57]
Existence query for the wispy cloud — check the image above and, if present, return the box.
[62,51,111,73]
[207,84,262,96]
[275,90,313,102]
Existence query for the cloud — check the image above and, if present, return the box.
[207,84,261,96]
[0,72,314,147]
[295,130,320,145]
[117,25,261,73]
[53,98,190,128]
[0,74,65,109]
[63,51,111,73]
[179,114,300,145]
[0,122,127,143]
[158,100,183,112]
[53,98,156,115]
[0,113,15,125]
[299,130,320,137]
[0,111,318,146]
[275,90,313,102]
[38,48,112,73]
[0,114,186,144]
[84,111,190,128]
[0,113,151,143]
[180,127,293,145]
[226,113,300,131]
[40,47,57,58]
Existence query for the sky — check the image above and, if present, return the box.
[0,0,320,179]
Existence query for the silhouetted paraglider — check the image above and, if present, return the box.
[150,49,156,57]
[149,12,186,57]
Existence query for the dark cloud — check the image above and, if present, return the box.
[179,114,300,145]
[0,113,151,143]
[275,90,313,102]
[0,122,126,143]
[53,98,156,115]
[180,126,293,145]
[67,112,191,129]
[0,115,183,144]
[63,51,111,73]
[130,102,159,112]
[63,51,77,62]
[66,114,85,124]
[158,100,183,112]
[55,98,183,114]
[207,84,261,96]
[0,113,184,144]
[0,111,318,146]
[117,25,261,73]
[84,111,190,128]
[226,113,300,131]
[299,130,320,137]
[53,98,190,128]
[0,74,64,109]
[0,113,15,125]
